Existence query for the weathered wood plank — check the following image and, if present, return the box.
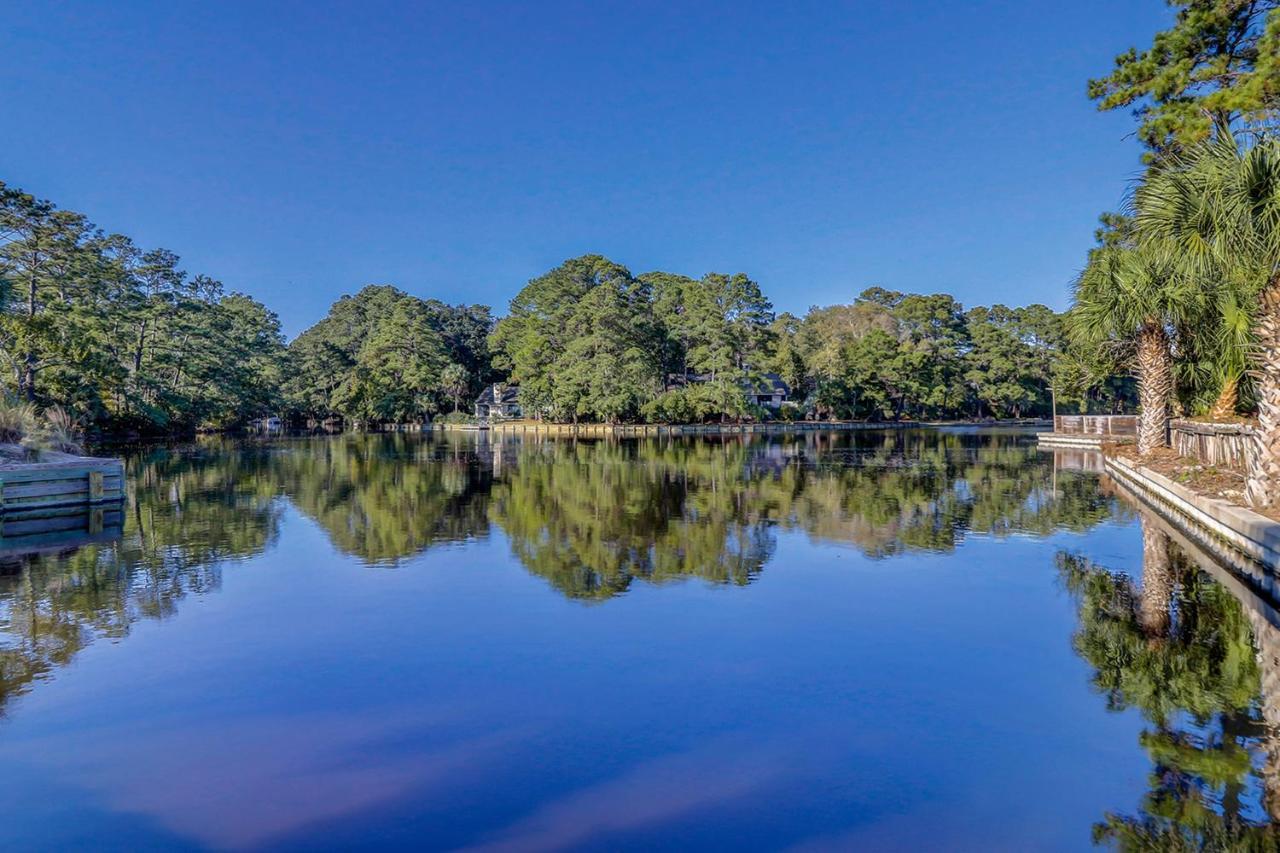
[1170,419,1256,471]
[6,479,99,499]
[0,457,125,510]
[0,462,123,483]
[2,509,123,537]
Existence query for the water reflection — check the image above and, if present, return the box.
[14,431,1280,845]
[273,435,492,564]
[1059,500,1280,847]
[0,429,1115,710]
[486,433,1117,597]
[0,445,280,715]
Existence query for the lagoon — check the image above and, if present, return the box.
[0,428,1273,850]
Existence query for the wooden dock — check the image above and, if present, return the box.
[0,457,126,512]
[1037,415,1136,450]
[0,504,124,560]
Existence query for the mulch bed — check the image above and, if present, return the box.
[1105,442,1280,522]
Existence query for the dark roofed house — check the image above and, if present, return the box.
[474,383,521,420]
[743,372,790,409]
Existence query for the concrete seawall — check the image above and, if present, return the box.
[1105,454,1280,573]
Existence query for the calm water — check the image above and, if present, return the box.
[0,428,1277,850]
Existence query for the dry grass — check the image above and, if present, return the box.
[0,398,37,444]
[25,405,84,455]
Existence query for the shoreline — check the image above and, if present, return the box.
[1103,453,1280,574]
[432,418,1050,436]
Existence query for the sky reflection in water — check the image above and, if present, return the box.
[0,429,1274,850]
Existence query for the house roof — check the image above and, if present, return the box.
[746,372,789,395]
[476,384,520,406]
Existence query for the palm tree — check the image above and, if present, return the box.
[1136,132,1280,507]
[1071,244,1204,455]
[440,363,469,414]
[1161,267,1255,421]
[1203,282,1254,420]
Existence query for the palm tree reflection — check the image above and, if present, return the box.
[1060,506,1280,847]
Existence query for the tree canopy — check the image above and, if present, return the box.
[1089,0,1280,155]
[284,285,494,426]
[1,183,1094,432]
[489,257,1087,424]
[0,181,286,432]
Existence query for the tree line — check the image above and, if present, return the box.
[2,181,1111,434]
[486,255,1114,424]
[0,181,285,433]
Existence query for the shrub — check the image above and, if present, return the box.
[25,405,84,454]
[777,401,804,422]
[642,388,699,424]
[0,397,37,444]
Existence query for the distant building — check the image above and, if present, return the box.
[742,372,790,409]
[475,383,521,419]
[666,371,791,410]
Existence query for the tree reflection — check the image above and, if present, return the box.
[260,430,1116,593]
[0,443,282,714]
[0,430,1121,711]
[272,433,492,565]
[1058,511,1280,848]
[487,431,1117,598]
[486,440,777,599]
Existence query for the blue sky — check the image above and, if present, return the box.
[4,1,1168,338]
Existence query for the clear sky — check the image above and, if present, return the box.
[4,1,1169,338]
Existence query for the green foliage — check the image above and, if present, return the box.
[789,289,1069,420]
[489,260,1078,425]
[1128,131,1280,418]
[0,181,286,433]
[1071,245,1199,352]
[284,285,493,426]
[490,255,634,418]
[1089,1,1280,156]
[491,256,783,423]
[1080,4,1280,425]
[1052,342,1138,415]
[550,274,661,423]
[964,305,1056,418]
[0,179,1090,432]
[440,363,470,413]
[641,386,705,424]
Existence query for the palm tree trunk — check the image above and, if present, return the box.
[1249,604,1280,819]
[1248,278,1280,508]
[1139,514,1172,638]
[1136,323,1171,455]
[1209,373,1240,421]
